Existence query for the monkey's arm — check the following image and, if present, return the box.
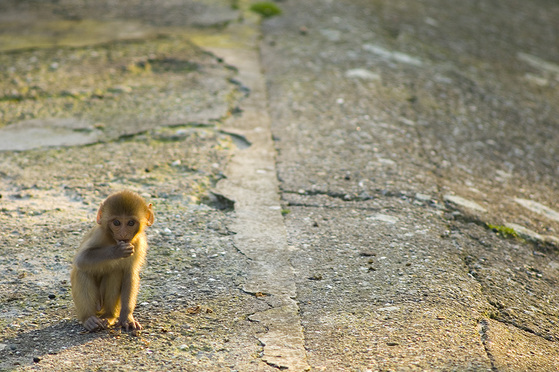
[74,229,134,272]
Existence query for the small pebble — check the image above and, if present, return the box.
[48,294,56,300]
[415,193,431,202]
[33,357,41,363]
[360,251,377,257]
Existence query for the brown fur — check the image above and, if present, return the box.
[70,190,154,331]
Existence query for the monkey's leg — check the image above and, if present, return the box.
[117,270,142,331]
[99,271,123,327]
[71,268,107,331]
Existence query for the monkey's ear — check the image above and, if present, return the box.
[96,203,104,225]
[146,203,155,226]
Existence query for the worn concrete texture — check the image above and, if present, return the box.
[1,0,559,371]
[261,0,559,370]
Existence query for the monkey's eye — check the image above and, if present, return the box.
[113,220,121,226]
[127,220,135,226]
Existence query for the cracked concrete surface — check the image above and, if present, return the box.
[1,0,559,370]
[261,0,559,369]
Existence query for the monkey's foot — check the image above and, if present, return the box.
[83,316,109,331]
[117,317,142,332]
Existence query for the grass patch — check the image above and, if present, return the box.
[487,224,518,239]
[250,2,282,18]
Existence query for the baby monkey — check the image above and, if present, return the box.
[71,190,154,332]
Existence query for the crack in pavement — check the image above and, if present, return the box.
[211,44,310,371]
[479,320,499,372]
[457,229,558,345]
[281,187,444,213]
[283,187,405,201]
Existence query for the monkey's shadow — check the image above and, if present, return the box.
[0,319,108,367]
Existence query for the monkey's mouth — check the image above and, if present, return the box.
[119,239,131,243]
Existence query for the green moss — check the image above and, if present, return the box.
[249,2,282,18]
[484,310,499,320]
[487,224,518,239]
[281,208,291,216]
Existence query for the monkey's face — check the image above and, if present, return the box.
[108,216,141,242]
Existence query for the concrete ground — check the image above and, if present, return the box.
[1,0,559,371]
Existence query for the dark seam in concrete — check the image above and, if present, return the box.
[479,319,499,372]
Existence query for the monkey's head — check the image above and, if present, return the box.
[96,190,155,243]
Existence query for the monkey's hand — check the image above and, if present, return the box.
[117,315,142,332]
[83,316,109,332]
[114,241,134,259]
